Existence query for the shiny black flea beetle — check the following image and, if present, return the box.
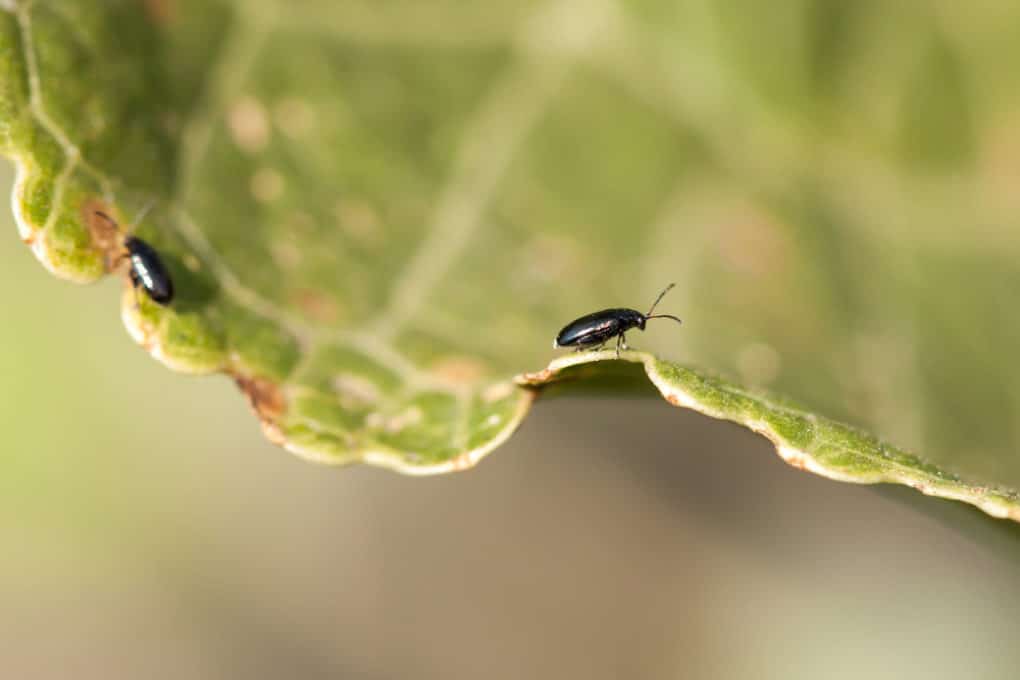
[95,210,174,306]
[554,283,682,358]
[124,234,174,305]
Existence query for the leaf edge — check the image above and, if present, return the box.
[517,350,1020,524]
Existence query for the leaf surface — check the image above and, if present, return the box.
[4,0,1020,520]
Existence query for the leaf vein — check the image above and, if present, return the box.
[368,57,570,340]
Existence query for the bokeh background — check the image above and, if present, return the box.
[7,0,1020,676]
[3,158,1020,677]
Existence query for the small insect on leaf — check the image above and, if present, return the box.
[553,283,682,358]
[124,235,174,306]
[93,207,175,306]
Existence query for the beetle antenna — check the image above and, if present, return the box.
[129,198,156,233]
[93,198,155,234]
[646,314,683,326]
[646,283,676,316]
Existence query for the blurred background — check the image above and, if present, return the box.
[3,159,1020,678]
[7,0,1020,677]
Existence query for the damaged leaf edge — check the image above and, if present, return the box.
[120,290,538,475]
[517,350,1020,523]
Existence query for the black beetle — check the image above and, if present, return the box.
[95,209,174,306]
[124,234,174,305]
[554,283,682,358]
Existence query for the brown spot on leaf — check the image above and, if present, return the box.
[229,96,271,153]
[293,289,341,323]
[430,356,487,386]
[785,453,808,470]
[143,0,177,24]
[665,393,681,406]
[779,448,811,471]
[82,199,123,268]
[514,367,557,385]
[235,374,287,423]
[335,198,383,247]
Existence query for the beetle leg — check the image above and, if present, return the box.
[621,333,629,351]
[615,334,622,359]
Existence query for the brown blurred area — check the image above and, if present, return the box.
[3,161,1020,679]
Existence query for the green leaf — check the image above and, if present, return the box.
[519,352,1020,522]
[4,1,1020,522]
